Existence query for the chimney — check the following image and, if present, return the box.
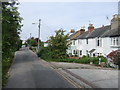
[75,28,85,37]
[111,14,120,30]
[70,29,75,33]
[88,24,94,32]
[80,28,85,34]
[71,28,85,39]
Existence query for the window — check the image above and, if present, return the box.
[86,39,88,44]
[73,50,76,54]
[73,40,75,45]
[73,50,78,55]
[93,53,95,57]
[97,38,102,47]
[86,50,89,56]
[78,39,82,44]
[111,37,119,46]
[80,50,82,55]
[113,38,116,45]
[116,38,119,45]
[97,39,100,46]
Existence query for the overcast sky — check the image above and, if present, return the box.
[18,1,118,41]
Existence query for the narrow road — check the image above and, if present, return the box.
[5,47,74,88]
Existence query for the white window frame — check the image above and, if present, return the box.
[111,37,119,46]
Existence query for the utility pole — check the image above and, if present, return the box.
[38,19,41,50]
[32,19,41,51]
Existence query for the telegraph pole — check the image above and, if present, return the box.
[38,19,41,50]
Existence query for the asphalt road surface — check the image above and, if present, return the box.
[5,47,74,88]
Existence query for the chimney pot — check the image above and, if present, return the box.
[88,24,94,33]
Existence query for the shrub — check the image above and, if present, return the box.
[98,56,107,62]
[38,47,53,60]
[107,50,120,65]
[82,55,87,58]
[107,50,120,69]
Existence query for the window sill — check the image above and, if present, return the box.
[110,45,120,48]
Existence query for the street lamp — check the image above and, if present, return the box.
[32,19,41,51]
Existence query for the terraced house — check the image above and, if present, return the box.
[67,14,120,57]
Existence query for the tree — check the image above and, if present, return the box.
[2,1,23,59]
[48,29,71,59]
[2,1,23,86]
[30,39,37,47]
[26,37,38,47]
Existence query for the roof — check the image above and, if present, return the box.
[86,25,111,38]
[67,32,76,39]
[89,49,96,53]
[101,28,120,37]
[68,25,120,40]
[74,31,89,40]
[71,25,111,40]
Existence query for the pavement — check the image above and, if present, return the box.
[49,62,119,89]
[49,62,114,70]
[5,47,75,88]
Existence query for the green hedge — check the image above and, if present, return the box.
[38,47,107,65]
[41,55,107,65]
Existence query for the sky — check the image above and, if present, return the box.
[18,1,118,41]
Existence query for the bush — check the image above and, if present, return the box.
[107,50,120,65]
[38,47,53,60]
[107,50,120,69]
[98,56,107,62]
[40,49,107,66]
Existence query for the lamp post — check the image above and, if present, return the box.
[32,19,41,51]
[38,19,41,50]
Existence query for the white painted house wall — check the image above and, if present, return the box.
[67,40,77,55]
[76,39,83,57]
[68,36,120,57]
[102,37,112,56]
[67,14,120,57]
